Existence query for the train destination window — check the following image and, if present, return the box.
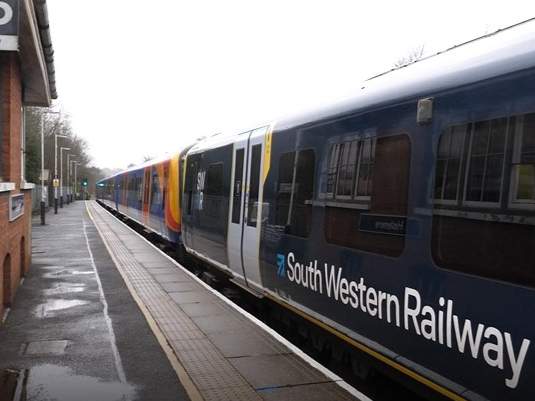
[324,134,410,257]
[275,149,315,237]
[432,112,535,287]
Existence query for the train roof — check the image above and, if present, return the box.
[98,148,186,182]
[142,18,535,163]
[275,17,535,131]
[187,123,273,156]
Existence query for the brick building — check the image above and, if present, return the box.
[0,0,56,325]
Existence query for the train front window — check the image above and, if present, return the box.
[432,112,535,288]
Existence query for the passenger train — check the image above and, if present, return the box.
[97,19,535,401]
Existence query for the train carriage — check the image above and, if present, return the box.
[181,19,535,401]
[97,147,191,247]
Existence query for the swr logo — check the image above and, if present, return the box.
[0,2,13,26]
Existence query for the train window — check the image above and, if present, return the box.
[326,144,341,196]
[125,177,131,203]
[326,138,376,201]
[107,178,115,198]
[276,149,315,237]
[205,163,223,218]
[143,170,151,205]
[335,141,358,198]
[356,138,375,198]
[151,169,158,207]
[465,118,508,204]
[162,167,168,210]
[185,160,197,216]
[135,177,142,204]
[511,113,535,206]
[324,134,410,257]
[432,112,535,287]
[434,124,466,202]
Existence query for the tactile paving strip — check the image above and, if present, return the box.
[88,203,261,401]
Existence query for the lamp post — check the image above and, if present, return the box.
[70,160,78,202]
[74,163,82,200]
[60,147,71,208]
[40,110,59,225]
[67,154,75,204]
[54,133,69,214]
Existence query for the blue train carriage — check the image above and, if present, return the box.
[261,21,535,401]
[96,148,191,247]
[181,19,535,401]
[96,171,122,211]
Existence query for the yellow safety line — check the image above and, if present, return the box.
[266,294,467,401]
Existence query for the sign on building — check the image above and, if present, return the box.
[0,0,18,51]
[9,193,23,221]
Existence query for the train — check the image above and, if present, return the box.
[97,18,535,401]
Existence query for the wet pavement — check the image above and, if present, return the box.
[0,201,189,401]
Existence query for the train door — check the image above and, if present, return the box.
[149,165,164,234]
[183,156,198,250]
[142,167,151,226]
[228,126,271,289]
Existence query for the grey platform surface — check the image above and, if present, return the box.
[0,200,189,401]
[86,200,365,401]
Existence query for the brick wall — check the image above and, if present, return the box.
[0,52,30,324]
[2,53,22,182]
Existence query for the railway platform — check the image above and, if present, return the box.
[0,200,366,401]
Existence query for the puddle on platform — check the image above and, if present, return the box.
[44,270,94,278]
[43,283,86,296]
[34,299,88,318]
[40,265,66,270]
[26,364,136,401]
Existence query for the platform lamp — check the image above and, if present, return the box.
[70,160,78,202]
[66,154,75,204]
[59,147,71,208]
[74,162,82,201]
[54,133,69,214]
[40,109,59,225]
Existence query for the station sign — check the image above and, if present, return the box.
[9,193,23,221]
[0,0,18,51]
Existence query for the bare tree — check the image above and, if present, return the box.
[394,44,426,68]
[24,106,93,197]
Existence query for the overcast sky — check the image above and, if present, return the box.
[45,1,535,170]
